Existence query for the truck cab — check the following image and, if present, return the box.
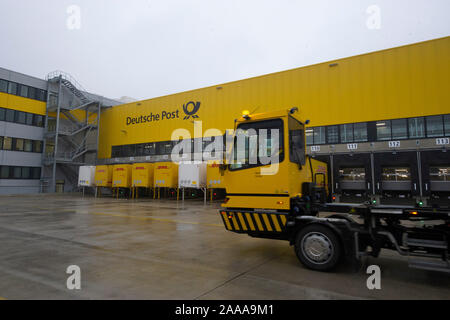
[222,108,328,212]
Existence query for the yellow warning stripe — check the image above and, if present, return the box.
[245,213,256,231]
[231,215,240,230]
[237,213,248,231]
[221,212,232,230]
[280,215,287,226]
[253,214,264,231]
[262,214,273,231]
[271,214,282,232]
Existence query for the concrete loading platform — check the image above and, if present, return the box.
[0,194,449,300]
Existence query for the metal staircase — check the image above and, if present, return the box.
[43,71,103,192]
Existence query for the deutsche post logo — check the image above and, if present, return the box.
[183,101,201,120]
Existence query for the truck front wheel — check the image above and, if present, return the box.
[294,225,342,271]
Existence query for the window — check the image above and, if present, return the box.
[0,108,5,121]
[34,115,44,127]
[376,121,391,140]
[445,115,450,136]
[353,123,368,142]
[32,167,41,179]
[339,168,366,181]
[22,167,31,179]
[392,119,407,139]
[0,137,3,149]
[0,167,10,179]
[7,82,18,95]
[312,127,325,145]
[382,167,411,181]
[24,139,33,152]
[430,167,450,182]
[230,119,284,171]
[289,116,305,165]
[15,111,26,124]
[5,109,15,122]
[305,128,313,145]
[38,90,47,101]
[111,146,122,158]
[13,166,22,179]
[143,143,156,155]
[0,79,8,92]
[26,113,34,125]
[34,140,42,153]
[408,117,425,138]
[19,85,29,98]
[340,124,354,143]
[3,137,12,150]
[327,126,339,144]
[14,138,24,151]
[28,87,37,100]
[426,115,444,137]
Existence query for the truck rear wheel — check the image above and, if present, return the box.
[294,225,342,271]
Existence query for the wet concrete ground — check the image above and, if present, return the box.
[0,194,449,300]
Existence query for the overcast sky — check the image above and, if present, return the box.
[0,0,449,101]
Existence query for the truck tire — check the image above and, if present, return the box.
[294,224,342,271]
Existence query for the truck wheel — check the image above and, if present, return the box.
[294,225,342,271]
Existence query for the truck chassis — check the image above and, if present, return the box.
[220,203,450,273]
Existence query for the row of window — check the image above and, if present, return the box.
[0,166,41,180]
[0,107,45,127]
[339,167,450,182]
[0,136,43,153]
[307,114,450,145]
[112,137,225,158]
[0,78,47,102]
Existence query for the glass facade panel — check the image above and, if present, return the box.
[0,79,8,92]
[0,108,5,121]
[408,117,425,138]
[16,111,26,124]
[20,85,28,97]
[353,123,367,142]
[24,140,33,152]
[5,109,15,122]
[392,119,407,139]
[14,138,24,151]
[376,121,391,140]
[327,126,339,144]
[445,115,450,136]
[26,113,34,125]
[340,124,353,143]
[34,141,42,153]
[313,127,326,145]
[305,129,313,145]
[3,137,12,150]
[0,167,10,179]
[22,167,31,179]
[13,167,22,179]
[426,115,444,137]
[7,82,17,95]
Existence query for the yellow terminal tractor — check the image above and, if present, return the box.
[219,108,450,273]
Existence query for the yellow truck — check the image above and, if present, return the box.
[219,108,450,273]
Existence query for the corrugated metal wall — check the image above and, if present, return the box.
[98,36,450,159]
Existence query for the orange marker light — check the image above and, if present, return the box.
[411,211,418,215]
[277,201,284,205]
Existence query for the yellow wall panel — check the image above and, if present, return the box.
[0,92,46,115]
[98,37,450,159]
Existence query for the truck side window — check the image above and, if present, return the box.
[230,119,284,171]
[289,116,306,165]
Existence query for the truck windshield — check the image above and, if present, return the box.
[288,116,306,165]
[229,119,284,171]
